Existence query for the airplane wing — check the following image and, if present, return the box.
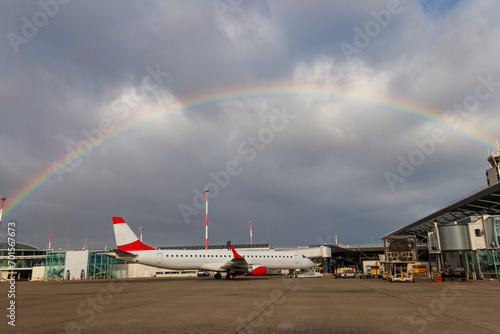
[222,244,267,276]
[221,245,248,270]
[199,263,225,271]
[199,245,250,273]
[221,258,247,270]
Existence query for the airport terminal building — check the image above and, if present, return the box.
[0,242,45,280]
[383,201,500,280]
[381,153,500,280]
[0,247,126,281]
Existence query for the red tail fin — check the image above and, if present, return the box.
[112,217,155,251]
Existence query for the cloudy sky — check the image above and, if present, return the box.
[1,0,500,250]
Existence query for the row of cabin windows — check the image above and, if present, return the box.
[164,254,293,258]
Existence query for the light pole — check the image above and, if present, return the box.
[0,197,6,229]
[202,188,211,250]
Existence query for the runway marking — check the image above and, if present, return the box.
[236,279,300,333]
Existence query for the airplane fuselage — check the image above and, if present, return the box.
[110,217,314,278]
[120,249,312,271]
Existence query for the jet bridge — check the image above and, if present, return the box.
[383,154,500,280]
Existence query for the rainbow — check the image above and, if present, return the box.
[3,83,498,221]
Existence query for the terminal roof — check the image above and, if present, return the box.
[384,181,500,240]
[0,241,41,251]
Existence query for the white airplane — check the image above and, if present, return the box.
[108,217,314,279]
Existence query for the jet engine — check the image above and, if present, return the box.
[247,265,267,276]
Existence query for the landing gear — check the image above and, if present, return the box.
[226,272,235,280]
[214,273,222,279]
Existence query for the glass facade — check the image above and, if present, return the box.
[87,250,125,279]
[461,249,500,279]
[43,250,126,280]
[0,253,46,269]
[0,242,46,269]
[0,242,46,279]
[44,252,66,280]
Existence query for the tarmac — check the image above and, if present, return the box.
[1,276,499,334]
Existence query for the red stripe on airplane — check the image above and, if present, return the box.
[118,240,155,251]
[112,217,126,225]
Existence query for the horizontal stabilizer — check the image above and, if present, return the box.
[113,248,137,258]
[106,248,138,261]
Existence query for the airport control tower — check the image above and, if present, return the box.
[486,152,500,186]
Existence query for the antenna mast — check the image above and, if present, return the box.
[0,197,6,229]
[202,188,212,250]
[249,221,253,245]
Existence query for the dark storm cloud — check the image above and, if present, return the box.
[1,0,500,250]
